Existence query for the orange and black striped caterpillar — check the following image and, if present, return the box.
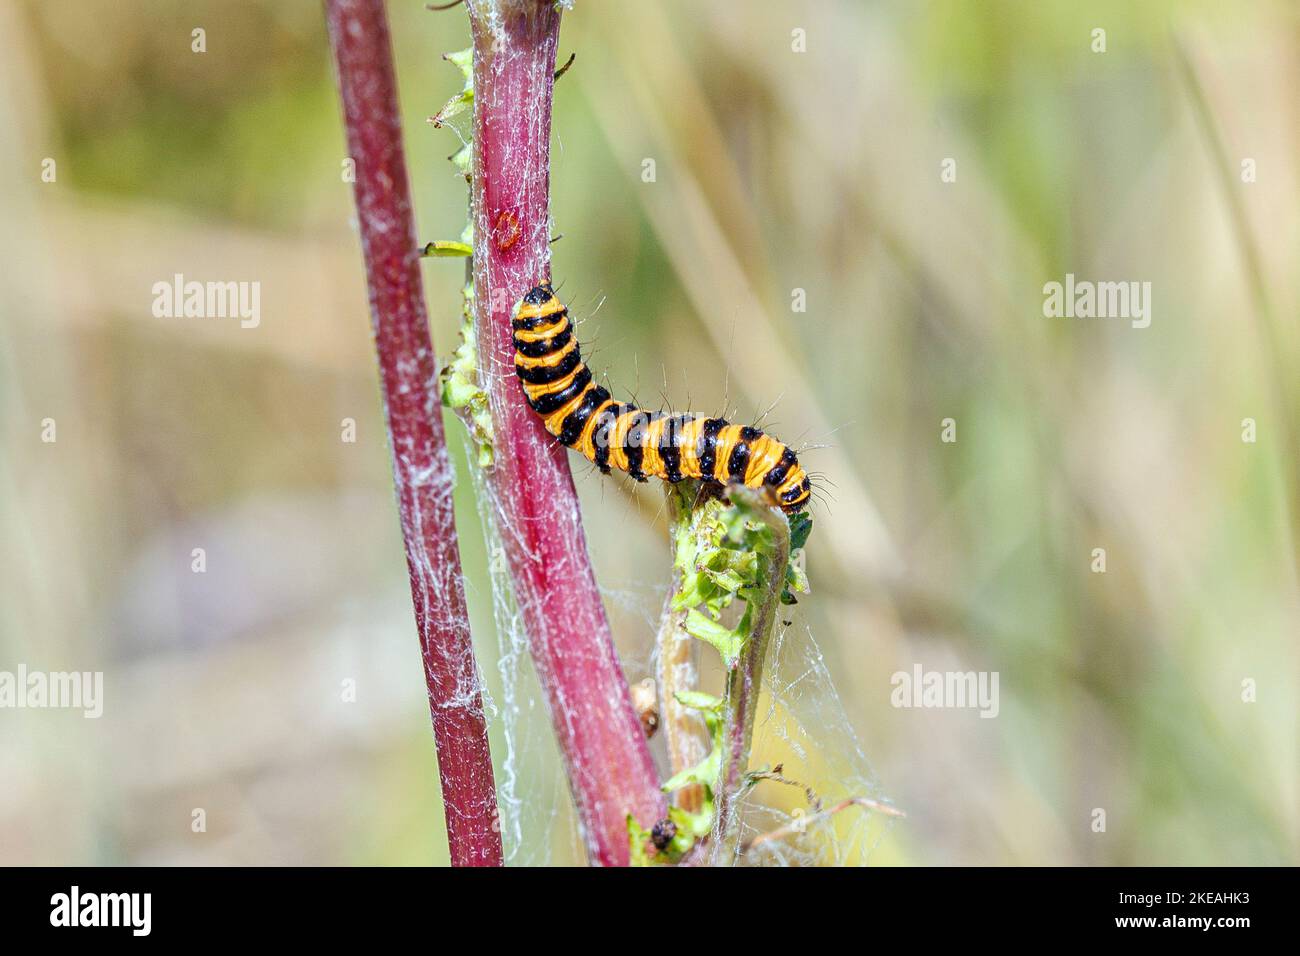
[512,283,812,513]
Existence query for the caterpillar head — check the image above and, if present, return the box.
[521,283,557,308]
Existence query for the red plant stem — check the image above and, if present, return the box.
[466,0,665,865]
[325,0,502,867]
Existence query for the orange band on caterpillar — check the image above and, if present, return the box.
[512,283,812,513]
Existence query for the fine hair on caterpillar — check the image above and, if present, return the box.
[512,282,812,514]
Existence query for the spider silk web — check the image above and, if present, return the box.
[467,458,578,866]
[731,621,895,866]
[466,447,892,866]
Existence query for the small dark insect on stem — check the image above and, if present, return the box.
[324,0,502,867]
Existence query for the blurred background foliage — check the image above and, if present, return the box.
[1,0,1296,865]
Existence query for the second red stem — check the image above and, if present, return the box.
[467,0,666,865]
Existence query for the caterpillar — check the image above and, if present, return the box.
[512,283,812,513]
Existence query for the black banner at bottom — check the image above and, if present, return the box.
[0,866,1280,941]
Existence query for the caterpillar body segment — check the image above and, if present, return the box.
[512,283,812,513]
